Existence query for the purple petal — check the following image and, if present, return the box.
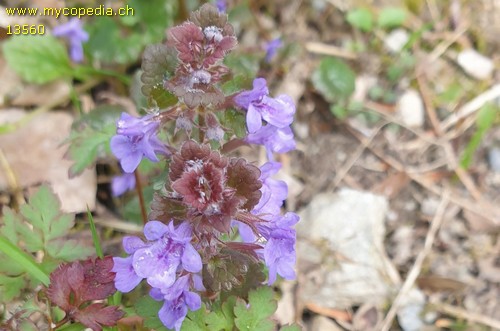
[112,256,143,292]
[149,287,164,301]
[260,95,295,128]
[181,243,202,273]
[234,78,268,109]
[132,244,178,289]
[159,300,188,331]
[111,173,136,197]
[184,291,201,310]
[246,104,262,133]
[69,40,84,62]
[122,236,146,254]
[120,151,143,173]
[236,221,256,242]
[143,221,169,241]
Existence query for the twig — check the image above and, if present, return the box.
[431,302,500,330]
[305,42,358,59]
[415,66,443,136]
[441,84,500,131]
[364,101,483,201]
[427,24,469,63]
[91,218,142,234]
[379,191,450,331]
[0,148,25,208]
[330,122,387,190]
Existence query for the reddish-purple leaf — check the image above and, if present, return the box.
[79,256,116,301]
[73,303,124,331]
[46,257,122,330]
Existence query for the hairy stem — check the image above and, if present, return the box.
[134,170,148,225]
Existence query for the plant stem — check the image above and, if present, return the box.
[0,235,50,286]
[134,169,148,225]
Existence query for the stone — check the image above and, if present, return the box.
[397,288,426,331]
[457,49,494,80]
[396,89,425,128]
[384,29,409,53]
[297,188,397,309]
[488,146,500,172]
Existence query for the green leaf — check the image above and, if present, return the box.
[222,108,247,138]
[126,0,175,42]
[221,75,252,95]
[0,274,26,301]
[234,287,277,331]
[312,57,356,102]
[205,296,237,331]
[378,7,407,28]
[141,43,179,108]
[134,296,168,331]
[86,17,143,64]
[67,105,122,177]
[0,235,49,286]
[2,35,72,84]
[280,325,302,331]
[86,0,175,65]
[20,185,62,237]
[224,53,260,78]
[346,8,374,32]
[45,239,93,261]
[330,104,349,119]
[460,103,498,169]
[11,185,92,262]
[182,304,210,331]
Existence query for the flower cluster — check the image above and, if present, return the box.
[165,4,236,108]
[110,4,299,330]
[113,221,203,329]
[110,112,168,173]
[234,78,297,160]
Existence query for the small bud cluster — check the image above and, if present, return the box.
[110,4,299,330]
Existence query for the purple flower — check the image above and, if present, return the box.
[263,212,299,284]
[110,113,168,173]
[158,275,202,331]
[52,18,89,63]
[234,78,295,133]
[112,256,143,292]
[111,173,136,196]
[264,38,283,62]
[132,221,202,289]
[246,124,296,160]
[253,162,288,215]
[215,0,227,12]
[112,235,149,293]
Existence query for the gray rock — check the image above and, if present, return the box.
[397,288,426,331]
[488,147,500,172]
[384,29,409,53]
[396,89,425,128]
[297,189,396,309]
[457,49,494,80]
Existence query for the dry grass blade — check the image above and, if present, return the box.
[305,42,358,60]
[378,191,450,331]
[431,302,500,330]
